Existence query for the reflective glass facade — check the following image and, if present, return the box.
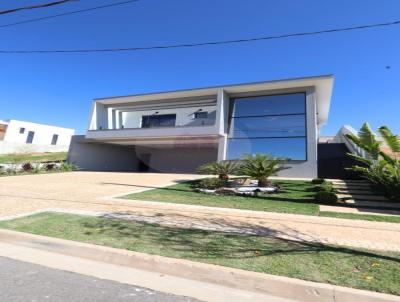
[227,93,307,160]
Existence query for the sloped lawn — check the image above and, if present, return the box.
[1,212,399,296]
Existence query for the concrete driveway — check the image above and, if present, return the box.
[0,171,200,219]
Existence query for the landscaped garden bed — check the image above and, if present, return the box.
[124,179,321,215]
[0,152,75,176]
[123,179,400,223]
[1,212,399,296]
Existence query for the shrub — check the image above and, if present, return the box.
[0,166,6,176]
[313,185,327,192]
[32,164,43,174]
[22,162,33,172]
[311,178,325,184]
[59,162,77,172]
[238,154,289,187]
[195,178,228,190]
[313,182,335,192]
[315,191,338,204]
[46,163,55,171]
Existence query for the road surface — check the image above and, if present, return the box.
[0,256,199,302]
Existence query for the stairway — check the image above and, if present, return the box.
[331,180,400,210]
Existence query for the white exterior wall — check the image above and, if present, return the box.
[0,120,74,154]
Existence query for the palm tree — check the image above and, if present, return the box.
[379,126,400,160]
[239,154,288,187]
[197,160,239,180]
[346,123,400,200]
[346,122,381,160]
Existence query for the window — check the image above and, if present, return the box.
[194,111,208,119]
[227,93,307,161]
[51,134,59,145]
[19,127,25,134]
[26,131,35,144]
[141,114,176,128]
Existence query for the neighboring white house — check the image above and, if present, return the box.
[68,75,334,178]
[0,119,74,154]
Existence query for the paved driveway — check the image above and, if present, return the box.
[0,172,200,218]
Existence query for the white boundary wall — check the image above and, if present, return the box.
[0,120,74,154]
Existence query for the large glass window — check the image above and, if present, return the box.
[227,93,306,160]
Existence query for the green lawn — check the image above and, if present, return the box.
[1,212,399,295]
[123,180,400,223]
[124,180,320,215]
[0,152,67,164]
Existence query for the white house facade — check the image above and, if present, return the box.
[0,119,74,154]
[68,75,334,178]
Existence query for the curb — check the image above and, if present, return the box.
[0,229,399,302]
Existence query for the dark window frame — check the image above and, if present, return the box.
[26,131,35,144]
[227,92,308,161]
[51,134,59,145]
[19,127,25,134]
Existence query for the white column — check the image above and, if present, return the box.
[107,108,114,130]
[216,89,229,161]
[115,110,120,129]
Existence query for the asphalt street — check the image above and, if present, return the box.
[0,256,200,302]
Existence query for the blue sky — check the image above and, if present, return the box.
[1,0,399,135]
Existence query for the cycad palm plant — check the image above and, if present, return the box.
[239,154,288,187]
[197,160,239,180]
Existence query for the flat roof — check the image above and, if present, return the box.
[95,74,334,125]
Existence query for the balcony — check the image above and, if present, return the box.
[86,98,220,142]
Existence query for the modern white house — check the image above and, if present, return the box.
[0,119,75,154]
[68,75,334,178]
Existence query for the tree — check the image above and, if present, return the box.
[346,122,381,160]
[346,123,400,200]
[379,126,400,160]
[239,154,288,187]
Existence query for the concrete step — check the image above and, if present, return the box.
[337,194,388,201]
[335,189,376,195]
[331,180,370,186]
[332,185,371,190]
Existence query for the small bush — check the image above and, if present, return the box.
[315,191,338,204]
[314,182,335,193]
[32,165,43,174]
[311,178,325,184]
[313,185,327,192]
[59,162,77,172]
[46,163,55,171]
[22,162,33,172]
[195,178,228,190]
